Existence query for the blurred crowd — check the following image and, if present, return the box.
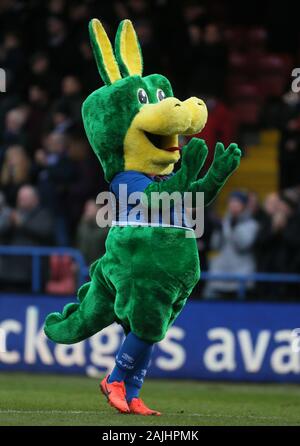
[0,0,300,298]
[197,188,300,300]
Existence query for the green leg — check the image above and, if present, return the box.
[114,278,181,343]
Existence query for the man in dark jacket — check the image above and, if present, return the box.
[33,132,76,245]
[0,185,54,291]
[0,192,11,244]
[255,192,300,299]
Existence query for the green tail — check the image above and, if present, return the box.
[44,260,116,345]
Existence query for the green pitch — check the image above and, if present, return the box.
[0,372,300,426]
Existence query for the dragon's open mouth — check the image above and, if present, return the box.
[144,131,179,152]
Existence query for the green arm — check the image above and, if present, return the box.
[142,138,208,208]
[189,142,242,206]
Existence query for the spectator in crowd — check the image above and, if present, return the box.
[45,16,77,76]
[278,91,300,190]
[254,192,300,298]
[0,31,25,92]
[0,191,11,245]
[10,185,54,245]
[0,145,32,207]
[204,191,259,299]
[26,52,59,99]
[0,185,54,291]
[33,132,76,245]
[49,102,74,135]
[76,199,111,266]
[1,107,28,154]
[247,190,265,223]
[56,75,83,125]
[26,84,49,152]
[0,192,11,280]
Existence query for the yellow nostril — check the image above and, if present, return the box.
[174,103,181,107]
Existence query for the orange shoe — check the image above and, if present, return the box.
[128,398,161,416]
[100,375,130,414]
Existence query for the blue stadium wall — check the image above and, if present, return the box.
[0,295,300,382]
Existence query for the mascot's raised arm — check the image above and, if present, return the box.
[44,18,241,416]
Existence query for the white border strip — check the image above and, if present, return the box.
[111,221,194,232]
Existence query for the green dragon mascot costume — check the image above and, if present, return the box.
[44,18,241,415]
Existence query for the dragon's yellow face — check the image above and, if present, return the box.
[82,18,208,181]
[124,94,207,175]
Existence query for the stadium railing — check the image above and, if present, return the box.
[0,245,86,293]
[1,245,300,299]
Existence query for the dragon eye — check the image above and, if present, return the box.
[137,88,149,104]
[157,89,166,101]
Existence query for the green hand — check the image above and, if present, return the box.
[181,137,208,183]
[142,137,208,209]
[210,142,242,182]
